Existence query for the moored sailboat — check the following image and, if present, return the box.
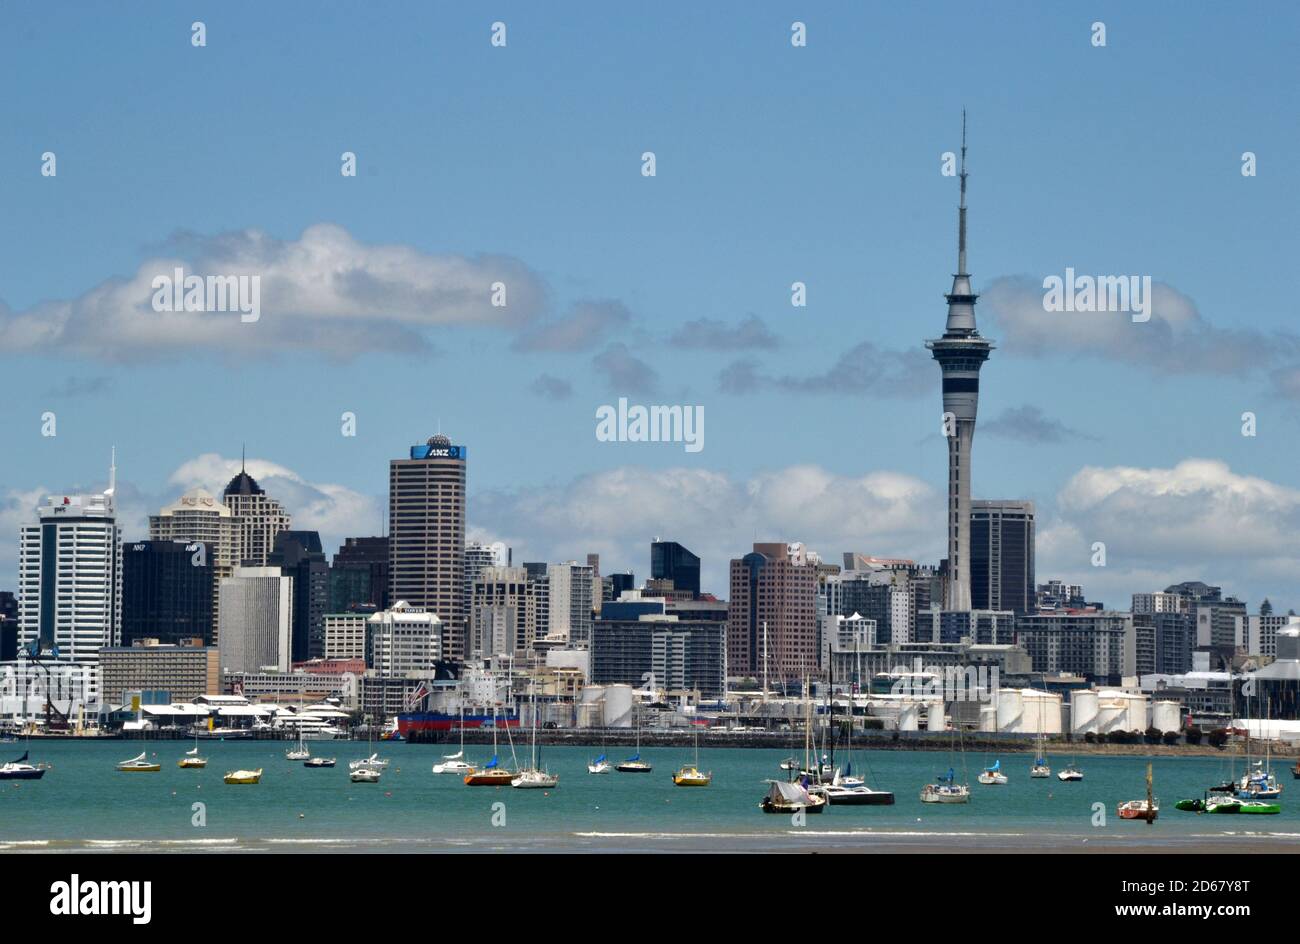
[116,751,161,773]
[512,685,558,789]
[0,750,45,781]
[433,705,477,774]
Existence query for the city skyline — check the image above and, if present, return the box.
[4,4,1300,612]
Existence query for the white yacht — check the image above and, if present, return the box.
[349,752,389,771]
[433,750,476,776]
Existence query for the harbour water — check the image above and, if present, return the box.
[3,741,1297,852]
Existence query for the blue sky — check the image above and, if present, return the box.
[2,2,1299,606]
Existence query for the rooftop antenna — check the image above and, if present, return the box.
[106,446,116,496]
[241,443,246,473]
[957,108,968,276]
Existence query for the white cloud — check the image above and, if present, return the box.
[472,464,941,591]
[1037,458,1300,608]
[168,453,381,544]
[982,276,1299,376]
[0,224,548,361]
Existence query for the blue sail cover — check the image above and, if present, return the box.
[1035,757,1045,766]
[594,754,606,764]
[626,753,640,762]
[940,767,954,783]
[484,755,499,769]
[13,750,27,763]
[987,759,1000,772]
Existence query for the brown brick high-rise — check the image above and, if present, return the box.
[728,542,818,686]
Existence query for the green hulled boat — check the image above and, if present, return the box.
[1238,800,1280,814]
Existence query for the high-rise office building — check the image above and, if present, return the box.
[651,540,701,598]
[547,561,595,647]
[389,435,467,660]
[368,602,442,676]
[727,542,818,682]
[465,540,509,620]
[0,591,18,661]
[1013,610,1135,685]
[468,565,528,661]
[970,500,1035,613]
[521,562,551,649]
[925,115,993,612]
[217,565,292,674]
[1134,610,1196,676]
[269,531,329,662]
[592,615,726,699]
[222,460,292,568]
[121,540,214,646]
[149,487,236,639]
[330,536,390,613]
[1164,581,1246,670]
[18,471,123,667]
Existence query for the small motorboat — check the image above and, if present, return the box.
[350,767,381,783]
[1174,797,1205,812]
[1117,798,1158,821]
[1057,766,1084,782]
[587,754,612,774]
[224,768,263,785]
[977,760,1007,785]
[759,779,826,814]
[0,751,45,781]
[304,757,336,768]
[117,751,161,773]
[672,765,712,787]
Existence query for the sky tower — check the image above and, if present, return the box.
[925,112,994,612]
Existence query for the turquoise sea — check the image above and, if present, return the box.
[2,740,1297,852]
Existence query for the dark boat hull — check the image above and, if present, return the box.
[0,768,45,780]
[825,790,895,806]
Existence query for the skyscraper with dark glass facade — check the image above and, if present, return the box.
[122,540,214,646]
[651,540,700,598]
[970,500,1035,613]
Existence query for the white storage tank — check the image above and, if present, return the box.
[995,688,1023,733]
[897,702,921,731]
[979,703,998,733]
[926,701,945,731]
[1071,690,1100,735]
[1152,700,1182,734]
[1019,689,1064,735]
[602,684,634,728]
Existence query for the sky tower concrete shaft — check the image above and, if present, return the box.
[925,112,994,612]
